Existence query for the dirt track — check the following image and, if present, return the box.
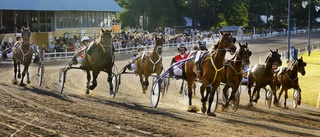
[0,33,319,137]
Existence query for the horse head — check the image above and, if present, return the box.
[218,31,237,54]
[297,56,307,76]
[266,49,282,67]
[154,36,164,55]
[238,42,251,65]
[21,27,31,45]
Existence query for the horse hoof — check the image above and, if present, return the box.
[273,102,281,107]
[12,80,18,85]
[187,105,199,113]
[85,89,90,94]
[246,102,253,107]
[221,105,227,112]
[142,90,146,94]
[18,74,21,79]
[27,80,31,84]
[207,112,217,117]
[201,106,207,113]
[89,85,95,90]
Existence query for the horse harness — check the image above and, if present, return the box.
[201,50,225,84]
[16,42,32,63]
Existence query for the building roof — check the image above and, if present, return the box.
[220,26,245,32]
[0,0,123,12]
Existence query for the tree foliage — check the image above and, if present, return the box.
[115,0,320,32]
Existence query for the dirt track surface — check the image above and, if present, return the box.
[0,33,319,137]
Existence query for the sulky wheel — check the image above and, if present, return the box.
[110,73,118,98]
[292,89,300,108]
[58,69,66,94]
[265,88,272,109]
[150,78,161,108]
[231,88,241,112]
[37,63,44,86]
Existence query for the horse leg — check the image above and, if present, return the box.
[221,85,230,111]
[247,76,254,106]
[13,61,18,84]
[107,72,114,94]
[199,82,209,113]
[206,83,219,117]
[284,89,288,109]
[85,70,91,94]
[271,84,280,107]
[17,61,21,79]
[19,66,28,86]
[26,67,31,84]
[252,86,260,104]
[187,80,198,113]
[89,70,100,90]
[179,80,184,94]
[142,75,149,94]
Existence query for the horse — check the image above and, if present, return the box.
[12,27,34,86]
[247,49,282,107]
[83,28,115,94]
[274,57,306,108]
[184,31,237,116]
[220,42,252,111]
[136,36,164,94]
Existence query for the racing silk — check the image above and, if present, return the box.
[174,53,189,62]
[174,53,189,69]
[77,46,86,58]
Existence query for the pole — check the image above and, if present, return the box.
[307,0,311,56]
[287,0,291,62]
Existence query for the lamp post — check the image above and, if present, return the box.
[307,0,311,56]
[302,0,312,56]
[287,0,291,62]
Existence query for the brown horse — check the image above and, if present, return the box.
[136,37,164,94]
[247,49,282,107]
[221,42,252,111]
[184,31,237,116]
[12,27,33,86]
[83,28,115,94]
[274,57,306,108]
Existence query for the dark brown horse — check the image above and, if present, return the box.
[83,28,115,94]
[184,31,237,116]
[221,42,252,111]
[12,27,33,86]
[136,37,164,93]
[247,49,282,107]
[274,57,306,108]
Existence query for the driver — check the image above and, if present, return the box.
[1,33,23,60]
[170,43,189,77]
[72,36,91,68]
[123,45,145,73]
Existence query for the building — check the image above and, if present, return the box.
[0,0,123,46]
[219,26,245,36]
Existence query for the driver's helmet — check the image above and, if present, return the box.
[15,33,22,38]
[81,36,90,43]
[177,43,187,51]
[137,45,145,51]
